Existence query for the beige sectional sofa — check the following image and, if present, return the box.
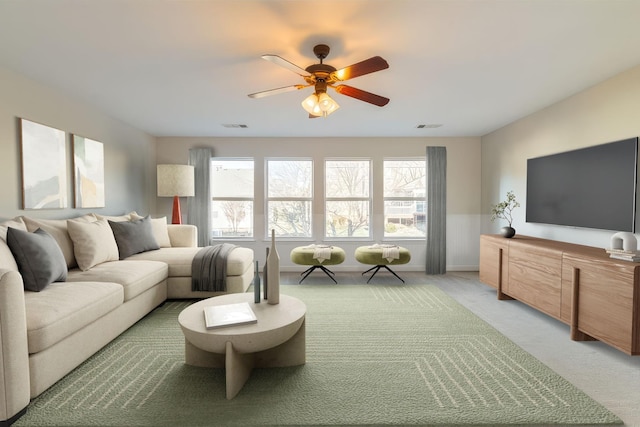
[0,213,254,426]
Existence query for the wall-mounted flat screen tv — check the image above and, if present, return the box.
[526,137,638,232]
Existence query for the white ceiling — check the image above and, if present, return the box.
[2,0,640,138]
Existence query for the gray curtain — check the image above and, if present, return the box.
[188,148,212,247]
[426,146,447,274]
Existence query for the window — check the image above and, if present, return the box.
[210,157,425,240]
[266,159,313,237]
[325,159,371,238]
[210,159,254,238]
[383,159,426,238]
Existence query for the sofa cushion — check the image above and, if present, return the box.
[67,218,119,271]
[23,215,96,269]
[67,260,168,301]
[24,281,124,354]
[0,217,27,271]
[129,246,253,277]
[7,227,67,292]
[166,224,197,248]
[109,216,159,259]
[226,247,254,276]
[131,213,171,248]
[128,247,200,276]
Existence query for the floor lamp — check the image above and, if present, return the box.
[157,164,195,224]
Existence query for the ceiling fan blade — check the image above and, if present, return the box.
[334,85,390,107]
[248,85,307,99]
[332,56,389,81]
[262,54,310,77]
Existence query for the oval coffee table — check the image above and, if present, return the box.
[178,293,306,399]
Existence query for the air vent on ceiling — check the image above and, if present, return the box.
[222,124,248,128]
[416,124,443,129]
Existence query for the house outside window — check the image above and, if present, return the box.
[383,158,426,238]
[325,159,371,238]
[266,159,313,238]
[210,159,254,238]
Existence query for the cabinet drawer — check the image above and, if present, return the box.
[508,244,562,320]
[563,253,639,354]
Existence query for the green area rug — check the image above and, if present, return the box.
[16,285,621,426]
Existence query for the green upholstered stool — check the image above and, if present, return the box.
[290,245,346,283]
[355,245,411,283]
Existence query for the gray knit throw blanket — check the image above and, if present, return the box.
[191,243,237,292]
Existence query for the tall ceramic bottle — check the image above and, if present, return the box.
[266,229,280,305]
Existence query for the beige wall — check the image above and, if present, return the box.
[8,56,636,270]
[0,67,156,221]
[156,136,482,271]
[481,64,640,248]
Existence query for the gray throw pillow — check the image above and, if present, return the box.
[109,216,160,259]
[6,227,68,292]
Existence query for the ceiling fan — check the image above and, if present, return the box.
[248,44,389,117]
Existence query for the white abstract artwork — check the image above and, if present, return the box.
[20,119,68,209]
[73,135,105,208]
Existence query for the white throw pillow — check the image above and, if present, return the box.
[94,211,138,222]
[0,217,27,241]
[0,217,27,271]
[67,218,119,271]
[131,213,171,248]
[23,214,96,269]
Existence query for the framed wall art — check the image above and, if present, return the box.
[19,118,68,209]
[73,134,105,208]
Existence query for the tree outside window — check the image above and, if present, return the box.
[210,157,425,241]
[383,159,426,237]
[266,159,312,237]
[325,159,371,238]
[210,159,254,238]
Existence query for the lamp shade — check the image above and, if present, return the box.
[157,164,195,197]
[301,92,340,117]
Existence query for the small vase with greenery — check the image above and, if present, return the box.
[491,191,520,238]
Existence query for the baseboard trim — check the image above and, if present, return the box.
[446,265,479,271]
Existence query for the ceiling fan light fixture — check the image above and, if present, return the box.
[301,92,340,117]
[318,92,338,112]
[301,93,320,116]
[252,44,388,116]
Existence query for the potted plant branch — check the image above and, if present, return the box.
[491,191,520,238]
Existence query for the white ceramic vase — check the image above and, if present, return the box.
[266,229,280,305]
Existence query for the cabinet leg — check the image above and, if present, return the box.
[497,291,514,300]
[569,268,596,342]
[570,267,581,340]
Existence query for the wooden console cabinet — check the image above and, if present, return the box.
[480,234,640,355]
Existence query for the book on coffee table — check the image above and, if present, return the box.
[203,302,257,329]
